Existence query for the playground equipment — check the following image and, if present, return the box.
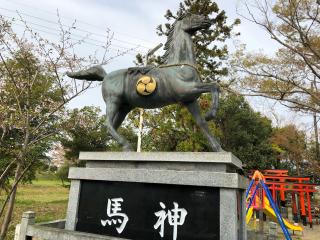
[249,170,317,227]
[246,195,303,231]
[246,170,304,240]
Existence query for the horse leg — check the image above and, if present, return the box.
[192,82,219,92]
[184,100,223,152]
[191,82,220,121]
[112,105,132,130]
[105,100,133,151]
[204,88,219,121]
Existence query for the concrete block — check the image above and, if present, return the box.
[65,180,81,230]
[14,224,20,240]
[268,221,278,240]
[17,211,35,240]
[220,189,237,239]
[79,151,242,172]
[68,167,248,189]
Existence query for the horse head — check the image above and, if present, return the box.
[162,13,212,64]
[179,13,212,34]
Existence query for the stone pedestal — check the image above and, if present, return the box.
[66,152,247,240]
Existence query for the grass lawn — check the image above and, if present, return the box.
[0,173,69,240]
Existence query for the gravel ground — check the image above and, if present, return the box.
[301,224,320,240]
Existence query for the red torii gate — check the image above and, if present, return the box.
[249,170,317,227]
[262,170,289,177]
[266,181,316,227]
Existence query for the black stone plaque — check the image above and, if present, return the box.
[76,180,220,240]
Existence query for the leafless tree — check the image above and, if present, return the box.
[229,0,320,160]
[233,0,320,112]
[0,13,131,239]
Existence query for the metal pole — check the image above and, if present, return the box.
[137,108,144,152]
[258,186,264,236]
[260,180,292,240]
[136,43,163,152]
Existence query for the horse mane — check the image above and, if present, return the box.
[161,13,186,64]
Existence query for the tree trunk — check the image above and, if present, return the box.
[313,113,319,160]
[296,163,301,176]
[312,79,319,160]
[0,103,30,239]
[0,159,16,186]
[0,163,21,240]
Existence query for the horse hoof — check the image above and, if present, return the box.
[205,112,215,121]
[210,145,224,152]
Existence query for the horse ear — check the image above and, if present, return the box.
[177,10,190,20]
[183,12,192,18]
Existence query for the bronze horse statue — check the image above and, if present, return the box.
[67,13,222,151]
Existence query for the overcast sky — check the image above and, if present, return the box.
[0,0,311,129]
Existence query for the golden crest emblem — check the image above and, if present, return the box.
[136,75,157,96]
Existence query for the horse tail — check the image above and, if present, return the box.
[66,65,106,81]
